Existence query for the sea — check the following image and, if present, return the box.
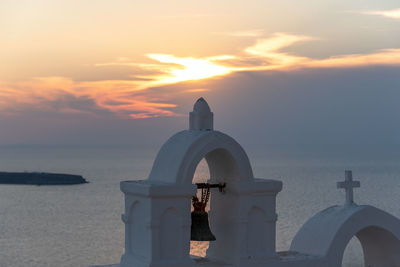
[0,144,399,267]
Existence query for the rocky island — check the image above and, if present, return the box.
[0,172,88,185]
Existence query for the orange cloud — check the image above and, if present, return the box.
[360,8,400,20]
[0,78,179,119]
[306,49,400,68]
[245,33,313,57]
[183,88,211,93]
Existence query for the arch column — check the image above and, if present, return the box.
[206,179,281,265]
[120,181,196,267]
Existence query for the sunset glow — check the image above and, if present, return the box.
[1,0,400,125]
[146,54,234,84]
[3,5,400,267]
[2,33,400,119]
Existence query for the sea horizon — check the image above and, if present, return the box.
[1,144,399,266]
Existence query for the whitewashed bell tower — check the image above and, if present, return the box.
[94,98,400,267]
[119,98,282,267]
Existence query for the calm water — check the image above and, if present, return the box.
[0,144,399,267]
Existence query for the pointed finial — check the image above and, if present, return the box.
[189,98,214,131]
[193,97,211,112]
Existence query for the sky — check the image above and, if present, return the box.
[1,0,400,146]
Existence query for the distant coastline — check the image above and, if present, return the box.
[0,172,88,185]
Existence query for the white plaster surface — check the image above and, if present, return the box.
[95,98,400,267]
[291,204,400,267]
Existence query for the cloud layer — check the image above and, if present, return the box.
[360,8,400,20]
[1,32,400,119]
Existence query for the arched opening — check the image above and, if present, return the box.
[188,148,243,263]
[148,130,253,185]
[342,237,364,267]
[341,226,400,267]
[190,158,211,258]
[145,130,257,264]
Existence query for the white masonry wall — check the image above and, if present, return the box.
[93,99,400,267]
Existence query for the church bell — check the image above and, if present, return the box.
[191,205,216,241]
[190,184,223,241]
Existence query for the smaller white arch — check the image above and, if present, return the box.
[291,205,400,267]
[148,130,254,184]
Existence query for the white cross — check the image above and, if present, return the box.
[337,170,360,206]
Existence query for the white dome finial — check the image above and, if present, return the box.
[193,97,211,112]
[189,97,213,130]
